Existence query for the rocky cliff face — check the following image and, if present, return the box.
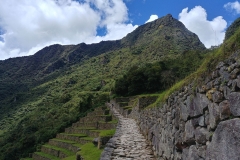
[126,52,240,159]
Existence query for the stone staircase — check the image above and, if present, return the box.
[110,97,131,117]
[101,99,156,159]
[28,106,117,160]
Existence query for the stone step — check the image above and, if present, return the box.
[79,115,112,123]
[78,116,109,123]
[48,139,80,153]
[32,152,60,160]
[121,107,132,117]
[65,127,101,137]
[41,145,73,159]
[65,128,91,135]
[72,122,98,128]
[56,133,92,144]
[56,133,86,143]
[98,122,117,130]
[87,109,110,117]
[79,137,94,144]
[88,130,100,137]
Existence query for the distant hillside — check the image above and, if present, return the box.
[0,14,206,159]
[225,17,240,40]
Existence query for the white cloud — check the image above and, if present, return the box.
[92,23,138,43]
[0,0,137,60]
[224,1,240,14]
[145,15,158,23]
[179,6,227,48]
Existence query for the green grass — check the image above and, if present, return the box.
[107,120,118,124]
[99,114,112,117]
[62,143,103,160]
[90,129,116,137]
[43,144,74,156]
[73,143,83,148]
[79,143,103,160]
[62,155,76,160]
[20,158,33,160]
[98,119,118,124]
[51,138,76,144]
[76,127,96,130]
[99,129,116,137]
[61,133,87,137]
[80,137,94,141]
[123,106,133,110]
[34,152,60,160]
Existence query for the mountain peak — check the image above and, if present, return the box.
[121,14,205,52]
[158,13,173,22]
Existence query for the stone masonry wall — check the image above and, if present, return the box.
[128,52,240,160]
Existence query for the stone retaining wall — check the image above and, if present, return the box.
[65,128,90,135]
[41,146,67,159]
[98,123,117,130]
[32,153,51,160]
[128,53,240,159]
[72,122,97,128]
[56,134,90,144]
[48,140,79,152]
[80,115,112,123]
[88,130,100,137]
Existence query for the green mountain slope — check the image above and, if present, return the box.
[0,14,205,159]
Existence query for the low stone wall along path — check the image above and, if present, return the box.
[101,104,156,160]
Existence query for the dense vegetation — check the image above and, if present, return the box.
[0,92,109,159]
[114,51,205,96]
[225,17,240,40]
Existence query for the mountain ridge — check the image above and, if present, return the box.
[0,14,205,83]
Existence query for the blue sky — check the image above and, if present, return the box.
[0,0,239,60]
[125,0,238,26]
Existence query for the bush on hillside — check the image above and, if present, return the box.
[114,50,204,96]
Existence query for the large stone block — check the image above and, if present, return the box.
[186,93,209,118]
[182,145,200,160]
[212,91,223,103]
[206,118,240,160]
[229,92,240,116]
[219,100,231,120]
[195,127,210,144]
[180,102,188,121]
[223,86,231,99]
[208,103,220,129]
[184,120,195,144]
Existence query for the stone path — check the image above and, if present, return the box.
[101,104,155,160]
